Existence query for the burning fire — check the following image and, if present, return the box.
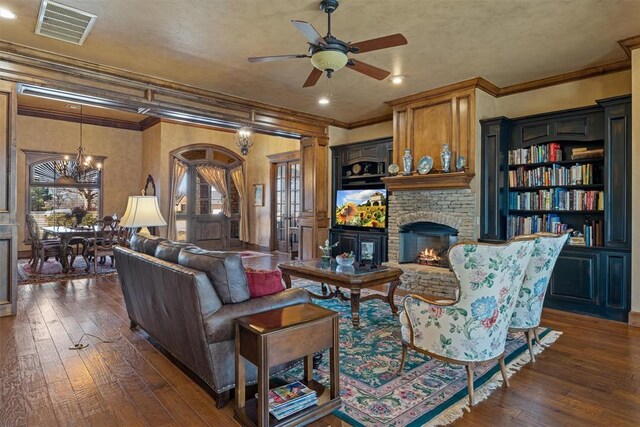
[417,248,442,265]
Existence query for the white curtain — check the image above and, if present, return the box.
[197,165,230,217]
[231,166,249,242]
[168,158,187,240]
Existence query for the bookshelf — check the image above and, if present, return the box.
[480,96,631,322]
[506,141,606,246]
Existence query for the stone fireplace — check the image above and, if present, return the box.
[385,189,477,299]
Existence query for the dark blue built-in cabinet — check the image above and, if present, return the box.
[480,96,631,322]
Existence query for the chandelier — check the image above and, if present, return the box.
[236,125,254,155]
[53,105,101,182]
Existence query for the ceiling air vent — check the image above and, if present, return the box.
[35,0,97,45]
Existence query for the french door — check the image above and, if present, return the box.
[172,145,242,250]
[272,159,300,255]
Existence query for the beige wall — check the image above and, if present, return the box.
[631,51,640,317]
[16,115,143,251]
[146,121,298,248]
[494,70,631,118]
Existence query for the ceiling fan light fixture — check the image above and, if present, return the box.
[311,50,348,73]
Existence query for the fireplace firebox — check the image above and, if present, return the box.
[398,222,458,268]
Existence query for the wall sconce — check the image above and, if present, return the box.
[236,126,254,155]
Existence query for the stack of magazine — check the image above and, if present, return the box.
[266,381,317,420]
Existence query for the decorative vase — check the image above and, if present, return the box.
[321,255,331,265]
[456,156,466,171]
[440,144,452,173]
[402,149,413,176]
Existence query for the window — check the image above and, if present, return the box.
[25,151,103,236]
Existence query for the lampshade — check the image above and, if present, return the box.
[311,50,348,72]
[120,196,167,231]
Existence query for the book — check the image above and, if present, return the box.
[260,381,318,420]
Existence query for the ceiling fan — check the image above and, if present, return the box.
[248,0,408,87]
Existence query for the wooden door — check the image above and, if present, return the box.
[272,160,301,254]
[0,81,17,317]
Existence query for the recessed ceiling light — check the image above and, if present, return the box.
[318,97,330,105]
[0,7,16,19]
[390,75,404,84]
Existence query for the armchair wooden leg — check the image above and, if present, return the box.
[525,329,536,362]
[499,356,510,387]
[533,327,543,347]
[397,343,408,374]
[466,364,475,407]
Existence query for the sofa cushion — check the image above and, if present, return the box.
[155,241,198,264]
[244,268,285,298]
[204,288,311,343]
[130,233,167,256]
[178,247,250,304]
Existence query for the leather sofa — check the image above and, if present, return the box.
[113,234,311,407]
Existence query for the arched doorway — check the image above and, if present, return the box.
[170,144,244,250]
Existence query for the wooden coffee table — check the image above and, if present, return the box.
[278,259,403,327]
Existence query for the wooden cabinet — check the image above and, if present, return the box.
[330,138,392,264]
[390,88,476,174]
[0,81,17,317]
[480,96,631,322]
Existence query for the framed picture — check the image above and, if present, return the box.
[361,241,374,261]
[253,184,264,206]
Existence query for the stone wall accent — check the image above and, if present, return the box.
[385,188,476,298]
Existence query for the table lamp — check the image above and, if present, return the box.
[119,196,167,236]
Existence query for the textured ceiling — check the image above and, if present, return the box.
[0,0,638,123]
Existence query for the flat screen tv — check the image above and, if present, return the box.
[335,189,387,229]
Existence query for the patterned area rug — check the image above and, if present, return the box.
[17,258,118,285]
[286,281,561,426]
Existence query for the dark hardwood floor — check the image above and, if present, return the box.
[2,254,639,426]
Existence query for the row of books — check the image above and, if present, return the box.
[571,147,604,160]
[506,214,569,238]
[508,142,562,165]
[508,163,597,187]
[266,381,317,420]
[509,189,604,211]
[569,220,604,247]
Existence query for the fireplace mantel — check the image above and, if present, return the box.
[381,171,475,191]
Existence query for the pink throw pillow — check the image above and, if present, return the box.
[244,268,285,298]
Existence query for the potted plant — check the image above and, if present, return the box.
[318,239,339,264]
[71,206,88,227]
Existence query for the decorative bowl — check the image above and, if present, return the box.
[336,265,355,274]
[336,256,355,266]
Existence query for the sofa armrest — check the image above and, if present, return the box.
[204,288,311,344]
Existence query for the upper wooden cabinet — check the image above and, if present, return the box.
[389,88,476,174]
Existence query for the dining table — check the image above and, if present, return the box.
[41,225,99,273]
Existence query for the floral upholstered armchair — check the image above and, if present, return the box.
[398,239,535,406]
[510,233,568,361]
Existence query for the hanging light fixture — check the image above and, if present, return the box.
[236,125,254,155]
[53,104,101,183]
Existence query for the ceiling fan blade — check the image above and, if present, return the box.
[351,34,408,54]
[347,59,390,80]
[302,68,323,87]
[248,54,308,63]
[292,20,328,46]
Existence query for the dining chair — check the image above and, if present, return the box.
[398,238,535,406]
[55,215,88,259]
[84,218,120,272]
[25,214,75,273]
[510,232,569,361]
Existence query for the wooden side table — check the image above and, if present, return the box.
[234,303,341,427]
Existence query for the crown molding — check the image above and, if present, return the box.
[17,105,144,131]
[618,34,640,58]
[346,114,393,129]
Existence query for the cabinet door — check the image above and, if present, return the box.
[601,251,630,320]
[331,231,358,258]
[510,109,604,147]
[547,249,599,306]
[359,233,387,265]
[480,118,509,241]
[600,97,631,249]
